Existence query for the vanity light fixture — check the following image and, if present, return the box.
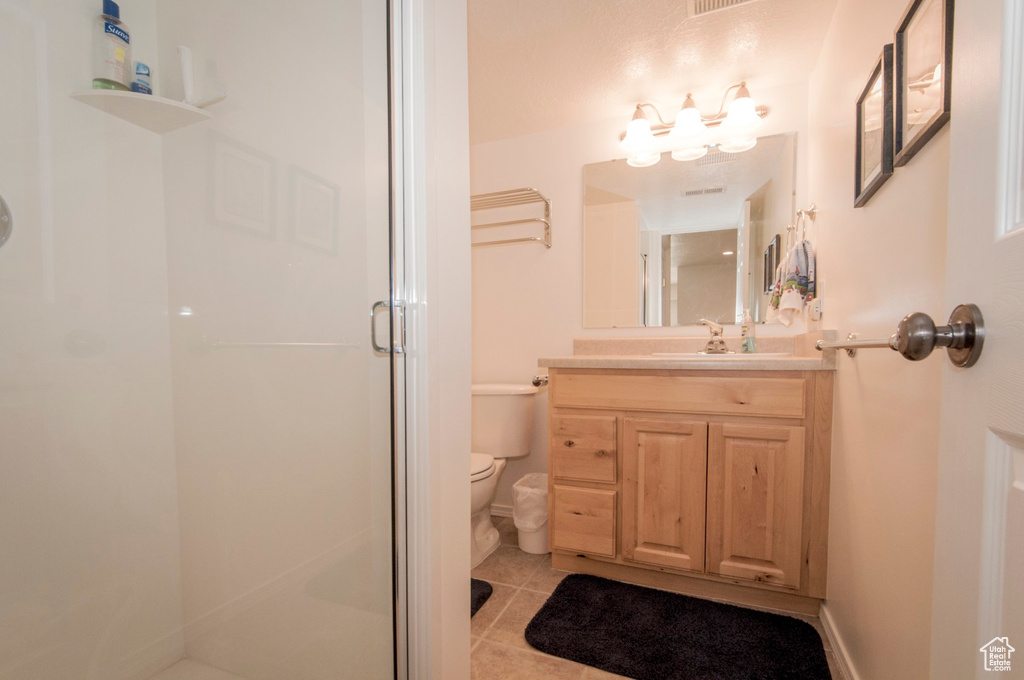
[620,82,768,167]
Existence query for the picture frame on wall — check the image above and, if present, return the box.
[894,0,953,167]
[855,44,895,207]
[763,234,780,295]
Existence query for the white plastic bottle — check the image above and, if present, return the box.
[92,0,132,91]
[741,309,757,353]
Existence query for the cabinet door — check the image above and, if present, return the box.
[550,415,617,483]
[622,419,708,572]
[707,423,805,589]
[551,485,616,557]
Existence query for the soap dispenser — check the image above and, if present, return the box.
[741,309,756,353]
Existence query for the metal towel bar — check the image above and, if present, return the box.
[470,187,551,248]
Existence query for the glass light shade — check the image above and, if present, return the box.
[671,145,708,161]
[670,104,707,143]
[722,93,761,137]
[718,136,757,153]
[621,116,656,153]
[627,151,662,168]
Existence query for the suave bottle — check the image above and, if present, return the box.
[92,0,132,91]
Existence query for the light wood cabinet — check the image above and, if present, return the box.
[706,423,805,589]
[551,485,616,557]
[546,367,833,614]
[550,415,616,483]
[622,418,707,573]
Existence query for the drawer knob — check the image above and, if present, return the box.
[596,449,608,457]
[564,440,575,448]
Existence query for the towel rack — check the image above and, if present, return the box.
[470,187,551,248]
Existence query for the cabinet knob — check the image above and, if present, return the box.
[564,440,575,448]
[596,449,608,457]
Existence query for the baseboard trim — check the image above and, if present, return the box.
[489,503,513,518]
[819,603,860,680]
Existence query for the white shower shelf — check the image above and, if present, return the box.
[70,90,211,134]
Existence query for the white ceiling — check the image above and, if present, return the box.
[467,0,839,144]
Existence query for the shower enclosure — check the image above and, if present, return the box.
[0,1,404,678]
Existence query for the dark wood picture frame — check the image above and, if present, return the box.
[894,0,954,167]
[763,234,780,295]
[855,44,895,207]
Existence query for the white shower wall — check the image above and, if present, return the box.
[0,2,394,679]
[0,2,185,679]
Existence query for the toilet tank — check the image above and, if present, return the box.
[471,383,539,459]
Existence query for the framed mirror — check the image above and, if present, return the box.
[582,132,796,328]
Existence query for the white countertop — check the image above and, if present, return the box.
[538,354,833,371]
[537,331,838,372]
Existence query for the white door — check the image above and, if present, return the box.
[931,0,1024,677]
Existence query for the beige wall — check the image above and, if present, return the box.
[807,1,948,678]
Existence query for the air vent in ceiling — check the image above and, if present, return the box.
[683,186,727,197]
[699,150,739,166]
[688,0,759,16]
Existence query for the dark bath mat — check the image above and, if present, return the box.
[525,574,830,680]
[470,578,493,617]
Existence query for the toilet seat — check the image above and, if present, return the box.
[470,453,496,481]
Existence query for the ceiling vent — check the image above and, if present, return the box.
[688,0,759,16]
[698,150,739,167]
[683,186,727,197]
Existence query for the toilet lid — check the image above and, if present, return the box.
[470,453,495,481]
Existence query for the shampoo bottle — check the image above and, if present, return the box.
[92,0,132,91]
[741,309,756,353]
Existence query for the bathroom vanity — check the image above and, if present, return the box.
[539,334,836,615]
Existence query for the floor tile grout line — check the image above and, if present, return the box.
[475,583,522,641]
[478,635,596,676]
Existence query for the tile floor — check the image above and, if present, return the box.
[470,517,846,680]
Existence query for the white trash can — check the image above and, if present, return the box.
[512,473,549,554]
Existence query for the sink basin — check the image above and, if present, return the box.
[651,352,793,359]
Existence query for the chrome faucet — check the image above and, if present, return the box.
[700,319,731,354]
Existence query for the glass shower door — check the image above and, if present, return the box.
[0,1,399,679]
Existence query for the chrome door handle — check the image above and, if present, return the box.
[370,300,406,355]
[892,304,984,367]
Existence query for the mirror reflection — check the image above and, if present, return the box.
[583,132,795,328]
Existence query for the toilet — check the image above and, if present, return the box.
[470,383,539,567]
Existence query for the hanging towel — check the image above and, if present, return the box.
[769,240,816,327]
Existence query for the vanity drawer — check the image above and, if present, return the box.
[550,415,617,483]
[552,373,806,419]
[551,486,616,557]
